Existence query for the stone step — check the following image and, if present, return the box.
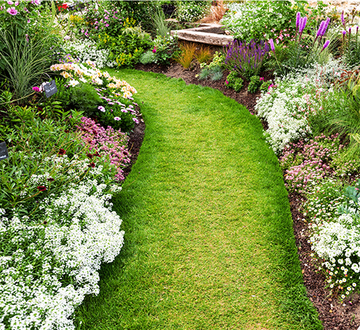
[171,24,233,46]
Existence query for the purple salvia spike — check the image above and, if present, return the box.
[323,18,330,35]
[299,17,307,33]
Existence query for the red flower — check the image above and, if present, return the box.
[37,186,47,191]
[58,148,66,155]
[58,3,68,11]
[88,162,95,168]
[86,153,93,159]
[47,178,55,182]
[93,151,100,157]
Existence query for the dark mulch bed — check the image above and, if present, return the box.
[125,61,360,329]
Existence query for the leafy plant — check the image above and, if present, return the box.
[248,76,262,93]
[151,5,171,37]
[260,80,273,92]
[198,65,223,81]
[225,71,243,92]
[176,1,211,23]
[140,50,157,65]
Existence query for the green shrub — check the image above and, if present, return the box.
[248,76,262,93]
[225,71,243,92]
[260,80,273,92]
[140,50,157,65]
[69,83,103,117]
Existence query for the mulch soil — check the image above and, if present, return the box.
[125,60,360,329]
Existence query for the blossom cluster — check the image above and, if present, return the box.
[77,117,131,181]
[309,181,360,300]
[255,60,345,154]
[0,178,124,329]
[62,39,115,69]
[50,61,136,99]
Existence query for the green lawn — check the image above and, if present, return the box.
[75,70,321,330]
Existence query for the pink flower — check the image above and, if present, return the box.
[7,7,17,15]
[114,117,121,121]
[152,47,156,53]
[15,1,19,5]
[98,106,105,112]
[259,77,264,81]
[105,24,109,27]
[32,86,40,92]
[7,1,13,4]
[225,80,229,84]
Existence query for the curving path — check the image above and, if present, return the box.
[76,70,321,330]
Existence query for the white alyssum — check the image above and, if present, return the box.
[255,60,346,154]
[63,39,115,69]
[0,179,124,330]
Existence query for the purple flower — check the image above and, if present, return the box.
[114,117,121,121]
[98,105,105,112]
[321,40,330,52]
[299,17,307,33]
[269,39,275,52]
[341,11,345,26]
[316,21,325,37]
[296,12,301,30]
[7,7,17,15]
[342,30,347,36]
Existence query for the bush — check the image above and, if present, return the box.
[176,1,211,23]
[225,71,243,92]
[248,76,262,93]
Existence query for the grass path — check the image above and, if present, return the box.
[75,70,321,329]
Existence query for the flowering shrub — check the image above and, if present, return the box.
[0,178,124,329]
[176,1,210,23]
[224,39,269,79]
[62,39,114,69]
[221,1,301,43]
[50,61,138,131]
[255,60,346,154]
[77,117,131,181]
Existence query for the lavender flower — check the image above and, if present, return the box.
[341,11,345,27]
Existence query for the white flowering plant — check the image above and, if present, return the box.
[62,39,115,69]
[0,178,124,330]
[255,60,346,155]
[309,179,360,301]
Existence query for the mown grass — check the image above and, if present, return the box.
[75,70,322,330]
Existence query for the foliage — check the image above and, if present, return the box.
[260,80,273,92]
[174,42,197,69]
[200,51,225,70]
[151,5,171,37]
[311,85,360,159]
[221,0,326,43]
[152,33,179,65]
[224,39,270,79]
[176,0,211,23]
[198,65,223,81]
[248,75,262,93]
[140,50,157,65]
[225,71,243,92]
